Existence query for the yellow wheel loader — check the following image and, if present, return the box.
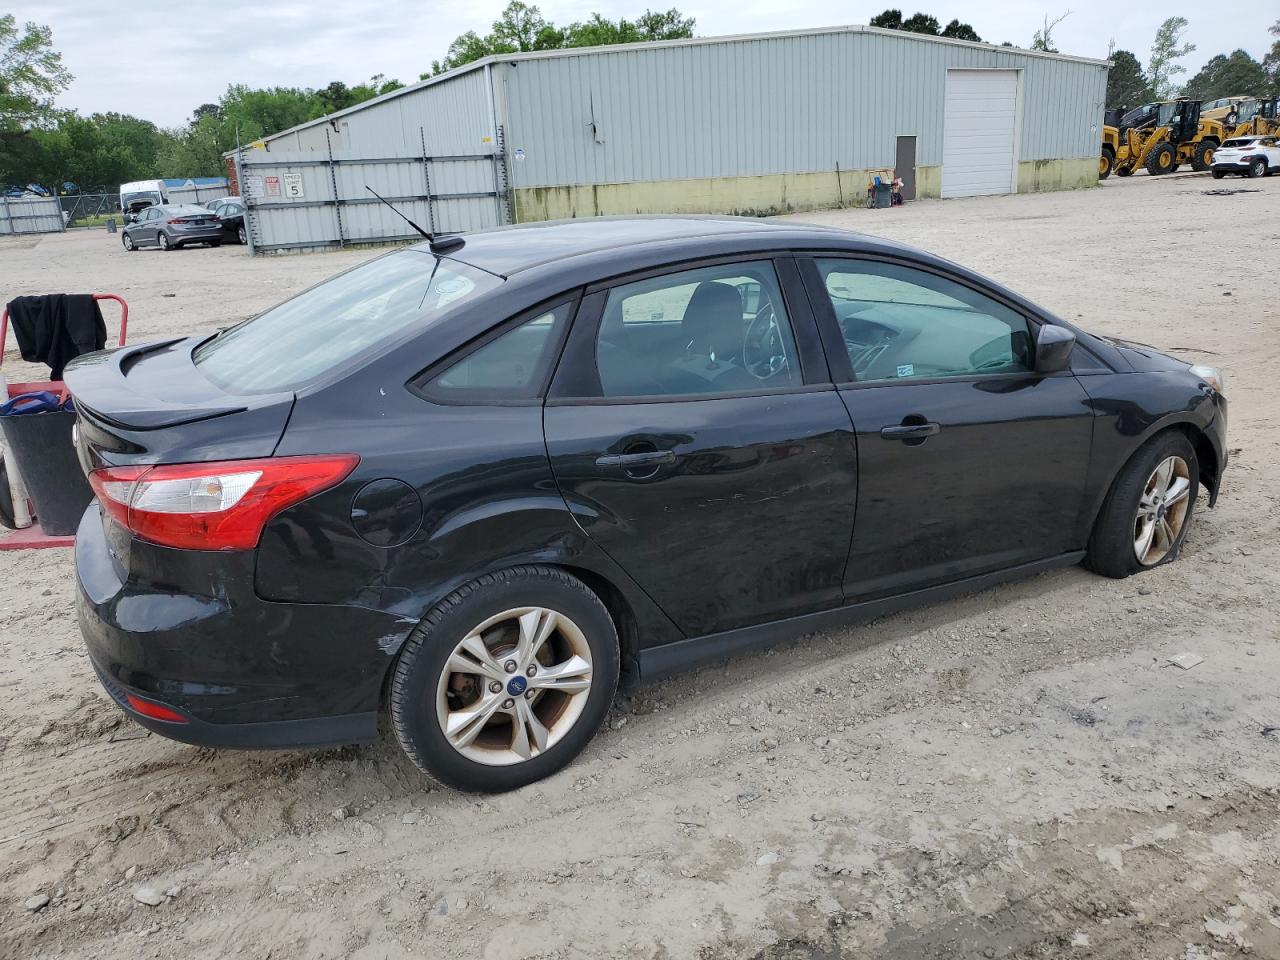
[1109,99,1225,177]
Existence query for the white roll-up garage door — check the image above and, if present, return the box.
[941,69,1019,198]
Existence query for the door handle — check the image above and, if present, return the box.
[880,422,940,442]
[595,450,677,469]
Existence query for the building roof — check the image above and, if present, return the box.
[242,23,1112,152]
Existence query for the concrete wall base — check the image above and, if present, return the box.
[1016,157,1097,193]
[514,167,943,222]
[513,159,1094,221]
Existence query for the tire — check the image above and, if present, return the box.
[1086,431,1199,579]
[1115,164,1134,177]
[1145,142,1176,176]
[1191,140,1215,172]
[237,225,247,245]
[1248,157,1266,178]
[121,232,135,251]
[1099,148,1114,180]
[209,241,221,248]
[157,232,172,251]
[1212,169,1225,179]
[390,566,620,792]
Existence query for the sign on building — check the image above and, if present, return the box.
[282,173,305,199]
[264,176,281,198]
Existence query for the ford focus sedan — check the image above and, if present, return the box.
[67,217,1227,792]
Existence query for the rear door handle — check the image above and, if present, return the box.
[595,450,677,469]
[880,422,940,441]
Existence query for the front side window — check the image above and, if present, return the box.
[817,259,1033,383]
[422,303,571,402]
[194,250,500,393]
[594,261,801,398]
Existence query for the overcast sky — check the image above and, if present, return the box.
[11,0,1278,127]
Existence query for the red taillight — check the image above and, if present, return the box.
[125,693,188,723]
[88,454,358,551]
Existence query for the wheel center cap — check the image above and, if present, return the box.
[507,675,528,696]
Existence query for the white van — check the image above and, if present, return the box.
[119,180,169,218]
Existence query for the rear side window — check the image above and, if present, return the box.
[593,260,802,399]
[194,250,500,393]
[418,301,573,403]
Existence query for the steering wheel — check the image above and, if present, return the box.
[742,301,789,381]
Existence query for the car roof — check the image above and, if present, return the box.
[428,215,897,279]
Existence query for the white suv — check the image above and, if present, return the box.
[1212,136,1280,178]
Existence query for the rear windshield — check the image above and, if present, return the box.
[1222,139,1257,147]
[193,250,499,393]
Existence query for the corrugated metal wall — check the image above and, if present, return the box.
[254,69,495,157]
[239,148,504,252]
[0,196,65,235]
[498,30,1107,188]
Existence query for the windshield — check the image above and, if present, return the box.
[194,250,500,393]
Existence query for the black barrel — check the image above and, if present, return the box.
[0,409,93,536]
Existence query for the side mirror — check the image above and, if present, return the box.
[1034,324,1076,373]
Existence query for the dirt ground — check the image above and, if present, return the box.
[2,170,1278,960]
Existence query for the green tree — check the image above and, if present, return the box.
[941,20,981,42]
[1181,49,1266,100]
[1148,16,1195,98]
[432,2,694,74]
[870,9,904,29]
[0,14,72,127]
[1106,49,1151,108]
[1031,11,1070,53]
[900,13,941,34]
[1262,20,1280,96]
[869,10,980,42]
[634,9,695,40]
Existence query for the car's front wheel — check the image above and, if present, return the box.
[390,566,619,791]
[1248,157,1267,178]
[122,232,135,251]
[1086,431,1199,579]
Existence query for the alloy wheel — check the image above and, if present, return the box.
[436,606,594,766]
[1133,455,1191,566]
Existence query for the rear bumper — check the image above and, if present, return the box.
[75,504,413,749]
[166,228,223,244]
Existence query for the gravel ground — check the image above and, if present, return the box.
[1,171,1278,960]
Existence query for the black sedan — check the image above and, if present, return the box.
[66,218,1227,792]
[121,204,223,251]
[215,199,248,245]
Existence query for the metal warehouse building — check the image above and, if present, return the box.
[231,24,1108,253]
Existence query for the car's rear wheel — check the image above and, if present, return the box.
[122,233,135,251]
[390,566,619,792]
[157,232,172,251]
[1211,169,1225,179]
[237,225,247,245]
[1086,431,1198,579]
[1248,157,1267,178]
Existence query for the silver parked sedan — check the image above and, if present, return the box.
[121,204,224,251]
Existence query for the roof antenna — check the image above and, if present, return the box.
[365,185,465,251]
